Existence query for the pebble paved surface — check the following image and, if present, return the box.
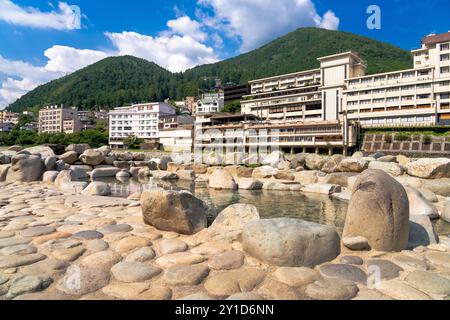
[0,180,449,300]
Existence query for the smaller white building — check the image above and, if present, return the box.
[196,93,224,114]
[109,102,175,148]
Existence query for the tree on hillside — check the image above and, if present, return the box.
[222,100,241,113]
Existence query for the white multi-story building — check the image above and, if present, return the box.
[344,32,450,127]
[196,31,450,155]
[109,102,175,148]
[196,93,224,114]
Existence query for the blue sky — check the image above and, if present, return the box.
[0,0,449,109]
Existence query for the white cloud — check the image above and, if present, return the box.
[166,15,207,42]
[0,0,82,30]
[105,31,218,72]
[44,45,109,73]
[198,0,339,52]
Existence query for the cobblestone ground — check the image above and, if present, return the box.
[0,181,449,300]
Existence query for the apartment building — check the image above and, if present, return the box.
[196,93,224,114]
[0,111,20,125]
[38,105,81,134]
[224,84,250,104]
[108,102,176,148]
[194,31,450,155]
[344,32,450,127]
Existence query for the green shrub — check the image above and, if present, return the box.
[384,134,392,143]
[395,132,411,141]
[423,135,432,144]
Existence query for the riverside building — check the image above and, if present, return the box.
[108,102,176,148]
[195,31,450,155]
[38,105,81,134]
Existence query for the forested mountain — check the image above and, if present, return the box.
[7,27,413,112]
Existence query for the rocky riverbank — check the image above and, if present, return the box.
[0,144,449,300]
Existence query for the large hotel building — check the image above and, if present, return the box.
[108,102,175,148]
[194,31,450,155]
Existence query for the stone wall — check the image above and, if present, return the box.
[363,133,450,157]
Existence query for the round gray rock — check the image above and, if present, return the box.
[242,218,340,267]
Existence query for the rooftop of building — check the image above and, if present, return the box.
[422,31,450,45]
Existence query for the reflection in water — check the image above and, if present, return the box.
[98,177,348,233]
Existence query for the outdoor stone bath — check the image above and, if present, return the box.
[0,145,449,300]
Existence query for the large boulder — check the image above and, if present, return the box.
[141,189,207,235]
[261,151,285,167]
[404,185,439,219]
[305,154,327,170]
[406,158,450,179]
[252,166,277,179]
[343,169,409,252]
[6,154,42,182]
[158,156,173,171]
[69,165,90,179]
[321,155,344,173]
[54,170,78,188]
[337,158,369,173]
[59,151,78,165]
[90,167,121,180]
[82,182,111,196]
[294,170,320,184]
[42,171,59,184]
[290,154,307,170]
[23,146,55,158]
[242,218,340,267]
[209,169,237,190]
[301,183,341,195]
[408,215,439,249]
[66,144,90,155]
[223,166,253,179]
[368,161,403,177]
[319,172,356,187]
[97,146,111,156]
[0,164,11,181]
[79,149,105,166]
[236,178,263,190]
[0,154,11,164]
[208,204,260,242]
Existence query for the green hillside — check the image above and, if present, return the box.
[7,27,413,112]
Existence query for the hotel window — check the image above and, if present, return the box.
[361,78,372,84]
[440,54,450,62]
[387,87,399,92]
[360,99,371,105]
[402,72,415,78]
[418,94,430,99]
[417,83,431,89]
[402,96,414,101]
[373,98,385,103]
[441,81,450,86]
[441,43,450,51]
[389,74,399,80]
[402,85,415,91]
[441,66,450,74]
[387,97,399,102]
[441,93,450,99]
[418,70,430,76]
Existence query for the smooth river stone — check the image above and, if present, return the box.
[6,275,53,299]
[204,268,266,296]
[102,283,150,299]
[52,246,86,262]
[339,256,364,265]
[134,284,173,300]
[305,278,359,300]
[392,254,429,271]
[125,247,156,262]
[208,251,245,270]
[32,232,72,245]
[155,252,206,268]
[0,237,31,249]
[257,278,302,300]
[158,238,188,254]
[367,259,404,280]
[163,264,210,286]
[375,279,432,300]
[73,230,104,240]
[111,262,161,283]
[20,226,56,237]
[0,231,15,239]
[0,244,37,255]
[115,236,152,254]
[274,267,321,287]
[99,224,133,234]
[424,252,450,268]
[405,270,450,296]
[319,264,367,284]
[0,253,46,268]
